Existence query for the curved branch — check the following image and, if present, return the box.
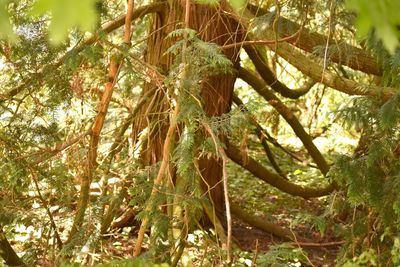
[244,46,314,99]
[231,203,298,241]
[246,4,381,76]
[233,8,395,99]
[226,144,334,198]
[67,55,121,243]
[265,40,394,98]
[238,67,330,175]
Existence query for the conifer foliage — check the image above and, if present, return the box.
[0,0,400,266]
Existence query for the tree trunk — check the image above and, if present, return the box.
[136,0,243,213]
[189,3,243,213]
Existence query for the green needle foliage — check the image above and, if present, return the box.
[2,0,400,266]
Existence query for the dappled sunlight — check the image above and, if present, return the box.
[0,0,399,266]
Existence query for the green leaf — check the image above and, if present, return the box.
[229,0,246,12]
[31,0,98,44]
[379,94,400,130]
[0,0,16,41]
[346,0,400,53]
[195,0,219,7]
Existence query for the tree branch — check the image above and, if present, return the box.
[67,56,121,243]
[133,95,180,257]
[231,203,298,241]
[91,87,134,112]
[12,130,89,165]
[232,7,395,99]
[246,4,381,76]
[0,226,26,266]
[0,2,166,102]
[264,40,394,98]
[238,67,330,176]
[226,144,334,198]
[244,45,314,99]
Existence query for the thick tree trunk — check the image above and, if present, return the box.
[137,1,243,213]
[189,3,243,213]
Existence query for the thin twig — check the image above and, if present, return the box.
[13,130,90,165]
[27,166,63,249]
[220,147,231,262]
[133,102,180,256]
[202,122,232,263]
[251,239,259,267]
[233,94,305,163]
[289,228,316,267]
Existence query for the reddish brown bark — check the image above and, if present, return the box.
[138,1,243,213]
[189,3,243,213]
[132,4,174,166]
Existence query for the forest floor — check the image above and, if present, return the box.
[95,167,344,266]
[99,214,342,266]
[7,154,345,266]
[233,217,341,266]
